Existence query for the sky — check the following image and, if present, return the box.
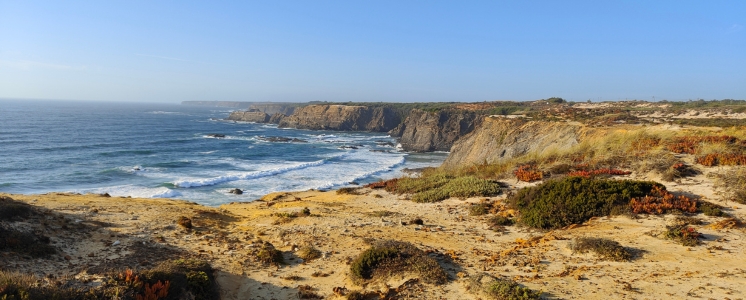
[0,1,744,103]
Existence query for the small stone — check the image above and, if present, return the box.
[64,255,71,260]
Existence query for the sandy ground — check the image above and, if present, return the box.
[3,167,746,299]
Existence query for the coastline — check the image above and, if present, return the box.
[3,166,745,299]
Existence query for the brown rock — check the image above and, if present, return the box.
[442,117,582,168]
[389,109,481,152]
[279,105,400,132]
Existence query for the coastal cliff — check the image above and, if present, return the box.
[442,117,582,168]
[388,109,481,152]
[248,103,297,116]
[278,105,401,132]
[226,110,270,123]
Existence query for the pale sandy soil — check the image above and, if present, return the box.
[639,110,746,120]
[2,167,746,299]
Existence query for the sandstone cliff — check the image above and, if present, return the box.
[268,113,287,124]
[278,105,401,132]
[248,103,297,116]
[226,110,270,123]
[388,109,481,152]
[442,117,582,169]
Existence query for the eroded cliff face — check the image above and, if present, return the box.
[226,110,270,123]
[249,104,296,116]
[278,105,400,132]
[442,117,582,169]
[388,109,481,152]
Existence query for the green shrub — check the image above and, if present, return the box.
[571,237,631,261]
[663,225,701,246]
[0,259,219,300]
[412,176,502,203]
[487,215,514,228]
[465,273,541,300]
[256,242,285,265]
[393,173,452,194]
[699,201,727,217]
[350,241,447,284]
[508,177,661,229]
[469,203,488,216]
[142,259,219,300]
[350,247,399,280]
[296,245,322,261]
[337,187,364,195]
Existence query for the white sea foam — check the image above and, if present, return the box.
[147,111,183,115]
[313,152,406,190]
[78,185,181,198]
[172,155,343,188]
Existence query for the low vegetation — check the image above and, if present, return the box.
[464,273,541,300]
[571,237,632,261]
[337,187,366,195]
[0,196,33,220]
[254,242,285,265]
[177,216,192,229]
[663,225,702,246]
[371,172,502,203]
[713,168,746,204]
[273,207,312,223]
[0,259,218,300]
[487,215,514,231]
[508,177,661,229]
[296,245,322,261]
[629,186,697,215]
[0,196,55,257]
[350,240,447,284]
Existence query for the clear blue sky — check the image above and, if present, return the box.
[1,1,744,103]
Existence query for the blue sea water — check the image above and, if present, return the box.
[0,100,447,206]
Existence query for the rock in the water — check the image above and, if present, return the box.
[207,134,226,138]
[255,136,307,143]
[229,188,243,195]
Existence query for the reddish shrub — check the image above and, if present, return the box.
[567,168,631,178]
[666,135,738,154]
[630,186,697,214]
[513,165,543,182]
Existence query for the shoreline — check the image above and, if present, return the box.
[3,166,745,299]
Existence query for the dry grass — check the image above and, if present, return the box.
[713,167,746,204]
[450,126,744,182]
[296,245,322,261]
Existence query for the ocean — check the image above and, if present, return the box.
[0,100,447,206]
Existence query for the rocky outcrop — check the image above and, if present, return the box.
[278,105,400,132]
[249,104,297,116]
[268,113,286,124]
[388,109,482,152]
[442,117,582,169]
[226,110,270,123]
